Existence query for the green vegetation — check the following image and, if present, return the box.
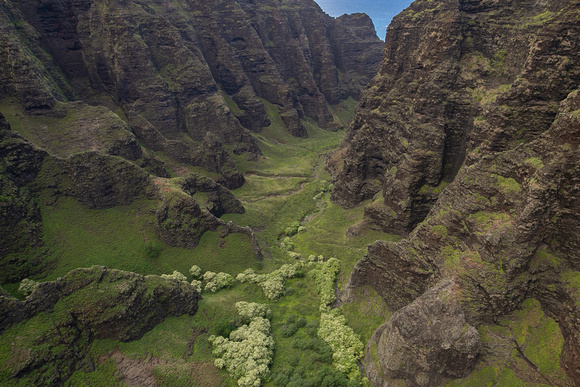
[2,97,396,385]
[491,174,521,194]
[209,303,275,386]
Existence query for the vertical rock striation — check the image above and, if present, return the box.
[332,0,580,384]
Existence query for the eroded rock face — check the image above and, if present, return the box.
[0,266,201,385]
[330,0,580,234]
[5,0,381,149]
[182,173,245,218]
[334,0,580,383]
[348,88,580,384]
[373,280,480,387]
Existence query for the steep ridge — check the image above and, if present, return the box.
[330,0,580,233]
[0,266,201,384]
[2,0,382,156]
[330,0,580,385]
[0,0,381,281]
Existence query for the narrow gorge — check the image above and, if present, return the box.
[0,0,578,386]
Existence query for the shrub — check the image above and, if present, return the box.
[284,221,301,237]
[18,278,38,296]
[236,268,259,283]
[190,280,202,292]
[309,258,340,310]
[205,272,234,292]
[259,275,286,301]
[236,302,272,320]
[161,270,187,282]
[203,271,217,282]
[280,237,295,251]
[318,311,364,380]
[280,323,298,338]
[237,263,303,301]
[209,303,274,387]
[144,241,162,258]
[189,265,202,279]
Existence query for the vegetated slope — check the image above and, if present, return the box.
[329,0,580,385]
[0,266,201,385]
[0,0,381,286]
[0,1,386,385]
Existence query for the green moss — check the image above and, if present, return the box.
[491,174,521,194]
[467,211,511,233]
[524,157,544,169]
[530,249,562,272]
[442,246,461,270]
[221,92,244,115]
[432,225,448,237]
[562,271,580,307]
[418,181,449,195]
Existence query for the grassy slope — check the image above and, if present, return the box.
[43,99,394,386]
[3,95,568,386]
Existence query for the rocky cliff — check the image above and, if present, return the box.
[0,115,259,281]
[331,0,580,385]
[0,266,201,384]
[1,0,382,159]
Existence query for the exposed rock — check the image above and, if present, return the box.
[370,279,480,387]
[155,193,212,249]
[182,173,245,218]
[196,132,245,190]
[348,87,580,384]
[0,266,201,385]
[2,0,382,181]
[0,114,51,281]
[330,0,580,234]
[37,152,155,209]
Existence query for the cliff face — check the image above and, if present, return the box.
[0,0,381,280]
[0,115,257,281]
[2,0,382,152]
[0,266,201,384]
[331,0,580,385]
[331,0,580,233]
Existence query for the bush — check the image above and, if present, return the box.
[18,278,38,296]
[280,323,298,338]
[236,268,259,283]
[284,221,306,237]
[309,258,340,311]
[259,275,286,301]
[318,311,364,380]
[205,272,234,292]
[237,263,303,301]
[161,270,187,282]
[203,271,217,282]
[190,280,202,292]
[189,265,202,279]
[209,303,274,387]
[144,241,162,258]
[280,237,295,251]
[236,302,272,320]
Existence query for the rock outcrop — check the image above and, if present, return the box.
[0,115,260,281]
[331,0,580,234]
[368,280,481,387]
[0,266,201,385]
[333,0,580,384]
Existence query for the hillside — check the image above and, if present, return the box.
[1,0,579,386]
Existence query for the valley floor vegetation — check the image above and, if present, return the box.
[5,98,393,386]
